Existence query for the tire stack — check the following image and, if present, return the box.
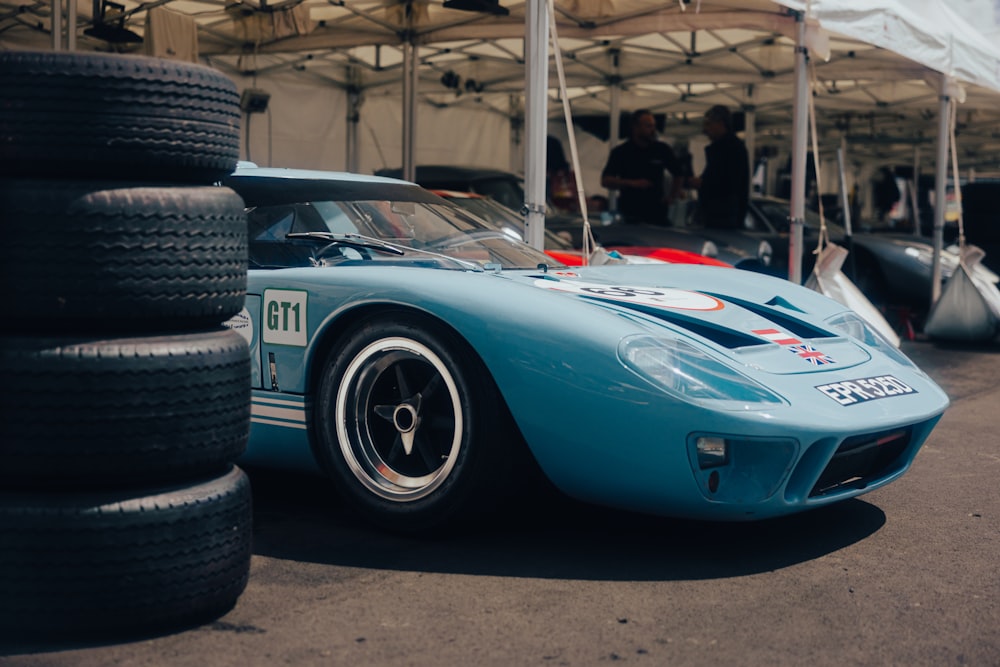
[0,51,253,641]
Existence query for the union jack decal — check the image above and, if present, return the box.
[753,328,836,365]
[787,343,836,365]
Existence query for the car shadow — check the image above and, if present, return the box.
[0,466,887,656]
[246,466,887,582]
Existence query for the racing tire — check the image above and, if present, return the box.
[0,466,253,641]
[0,50,240,183]
[0,179,247,333]
[314,311,515,535]
[0,328,250,489]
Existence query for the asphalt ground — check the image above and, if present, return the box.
[2,338,998,667]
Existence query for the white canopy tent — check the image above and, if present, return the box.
[5,0,1000,166]
[764,0,1000,286]
[5,0,1000,286]
[517,0,1000,283]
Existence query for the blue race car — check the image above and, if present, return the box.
[222,164,950,534]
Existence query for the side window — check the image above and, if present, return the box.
[248,203,331,239]
[248,206,295,241]
[247,205,319,269]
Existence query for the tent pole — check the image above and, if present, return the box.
[524,0,549,251]
[744,84,756,201]
[345,65,362,173]
[67,0,75,50]
[607,49,621,215]
[509,94,523,175]
[788,11,808,285]
[912,144,921,234]
[346,93,361,173]
[931,76,951,306]
[401,39,417,183]
[51,0,62,50]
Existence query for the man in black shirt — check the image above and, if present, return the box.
[689,105,750,230]
[601,109,683,225]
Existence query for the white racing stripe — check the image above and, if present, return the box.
[252,395,308,429]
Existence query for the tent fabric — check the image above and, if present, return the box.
[778,0,1000,91]
[142,7,199,63]
[7,1,1000,94]
[5,0,1000,178]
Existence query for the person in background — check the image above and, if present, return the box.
[688,104,750,230]
[601,109,683,225]
[873,166,901,224]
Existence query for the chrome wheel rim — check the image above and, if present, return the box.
[335,336,463,502]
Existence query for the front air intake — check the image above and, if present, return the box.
[810,428,912,497]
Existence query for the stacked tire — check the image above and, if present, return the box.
[0,51,253,641]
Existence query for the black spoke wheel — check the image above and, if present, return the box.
[315,311,513,534]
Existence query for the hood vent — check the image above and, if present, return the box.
[595,299,768,349]
[662,317,767,348]
[588,293,833,350]
[708,294,835,341]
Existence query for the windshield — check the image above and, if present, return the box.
[444,195,576,251]
[233,178,559,271]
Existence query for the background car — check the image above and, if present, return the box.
[689,196,1000,322]
[545,213,767,271]
[376,165,527,213]
[223,164,949,537]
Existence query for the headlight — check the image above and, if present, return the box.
[700,240,719,258]
[758,240,773,266]
[826,311,916,368]
[619,335,785,410]
[695,436,729,469]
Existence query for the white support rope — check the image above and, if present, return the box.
[807,58,830,257]
[547,0,596,263]
[947,96,966,254]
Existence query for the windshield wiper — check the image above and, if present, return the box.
[286,232,406,256]
[286,231,485,271]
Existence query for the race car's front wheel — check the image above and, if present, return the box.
[315,311,513,534]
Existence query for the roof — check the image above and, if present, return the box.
[376,165,522,183]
